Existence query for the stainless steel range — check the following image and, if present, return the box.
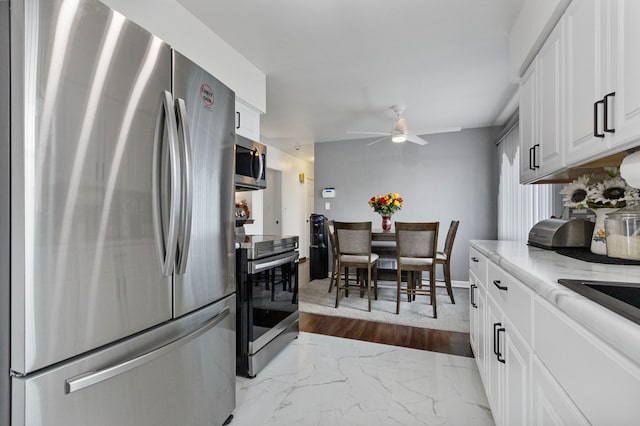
[236,235,299,377]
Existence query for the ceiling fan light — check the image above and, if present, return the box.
[392,133,407,143]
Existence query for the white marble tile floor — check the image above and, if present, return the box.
[233,332,493,425]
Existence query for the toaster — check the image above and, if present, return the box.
[528,218,595,249]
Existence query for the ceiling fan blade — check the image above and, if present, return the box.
[346,131,390,136]
[366,136,390,146]
[415,126,462,135]
[406,133,428,145]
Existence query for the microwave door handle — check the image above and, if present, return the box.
[255,146,264,181]
[174,98,193,274]
[152,90,181,277]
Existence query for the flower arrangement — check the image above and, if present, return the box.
[560,171,639,209]
[368,192,405,216]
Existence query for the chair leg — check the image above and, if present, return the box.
[335,263,342,308]
[328,258,335,293]
[396,267,401,314]
[366,266,371,312]
[345,268,349,298]
[431,267,438,319]
[373,264,378,300]
[444,262,455,304]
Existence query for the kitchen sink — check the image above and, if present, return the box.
[557,279,640,326]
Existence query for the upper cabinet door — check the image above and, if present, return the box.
[519,64,538,184]
[519,20,564,184]
[537,20,564,176]
[235,100,261,141]
[564,0,611,166]
[610,0,640,149]
[11,0,173,374]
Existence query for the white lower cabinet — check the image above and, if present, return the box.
[503,316,530,426]
[470,274,487,384]
[469,272,479,355]
[531,356,589,425]
[475,259,577,426]
[485,295,503,424]
[485,293,530,426]
[534,297,640,424]
[468,247,620,426]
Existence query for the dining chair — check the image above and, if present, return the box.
[394,221,439,318]
[333,221,379,311]
[436,220,460,304]
[325,219,338,293]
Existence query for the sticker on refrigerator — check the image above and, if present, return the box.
[200,83,214,109]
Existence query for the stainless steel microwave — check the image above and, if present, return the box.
[235,135,266,191]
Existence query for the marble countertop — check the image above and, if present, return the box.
[470,240,640,365]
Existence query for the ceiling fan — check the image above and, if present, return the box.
[347,105,460,146]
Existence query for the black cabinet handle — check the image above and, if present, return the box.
[529,146,535,170]
[604,92,616,133]
[493,322,501,356]
[471,257,479,263]
[493,279,508,291]
[236,111,241,129]
[533,144,540,169]
[497,327,506,363]
[594,99,605,138]
[470,284,478,308]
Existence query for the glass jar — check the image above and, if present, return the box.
[604,204,640,260]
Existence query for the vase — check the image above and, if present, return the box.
[381,215,392,232]
[590,208,619,255]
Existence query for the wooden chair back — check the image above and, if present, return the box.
[333,221,372,256]
[394,222,439,259]
[443,220,460,257]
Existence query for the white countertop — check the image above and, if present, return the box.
[470,240,640,365]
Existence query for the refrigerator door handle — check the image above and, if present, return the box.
[174,98,193,274]
[64,306,230,394]
[153,90,182,276]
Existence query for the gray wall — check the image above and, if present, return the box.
[314,127,499,282]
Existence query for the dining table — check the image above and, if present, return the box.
[371,230,398,279]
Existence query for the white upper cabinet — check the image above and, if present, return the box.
[564,0,640,165]
[519,19,563,183]
[519,64,538,183]
[536,20,564,175]
[564,0,611,166]
[235,100,261,141]
[609,0,640,149]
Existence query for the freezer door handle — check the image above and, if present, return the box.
[152,90,182,276]
[64,306,230,394]
[174,98,193,274]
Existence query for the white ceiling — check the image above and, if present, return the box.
[178,0,524,161]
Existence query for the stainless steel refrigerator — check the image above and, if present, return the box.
[0,0,237,424]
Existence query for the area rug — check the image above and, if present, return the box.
[299,277,470,333]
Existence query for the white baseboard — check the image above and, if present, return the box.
[451,280,470,289]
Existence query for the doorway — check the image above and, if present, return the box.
[263,168,282,235]
[303,176,314,260]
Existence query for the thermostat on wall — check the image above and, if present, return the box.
[322,188,336,198]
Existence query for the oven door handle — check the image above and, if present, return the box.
[250,252,299,274]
